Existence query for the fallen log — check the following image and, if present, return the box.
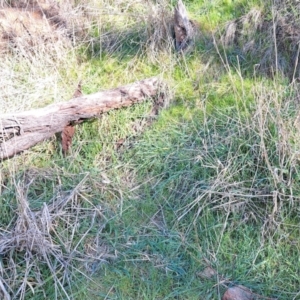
[0,77,164,160]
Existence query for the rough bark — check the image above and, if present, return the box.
[61,81,82,155]
[174,0,195,52]
[0,77,163,160]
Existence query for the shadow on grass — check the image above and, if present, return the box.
[1,1,300,299]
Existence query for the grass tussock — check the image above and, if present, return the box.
[0,172,116,299]
[0,0,103,113]
[1,0,300,299]
[221,0,300,79]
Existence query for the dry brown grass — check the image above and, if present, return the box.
[0,0,89,114]
[145,1,174,56]
[1,1,300,298]
[221,2,300,80]
[0,1,66,53]
[0,172,114,299]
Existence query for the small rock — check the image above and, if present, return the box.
[197,266,217,279]
[222,285,254,300]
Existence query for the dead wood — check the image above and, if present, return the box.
[174,0,195,52]
[0,77,164,160]
[61,81,82,155]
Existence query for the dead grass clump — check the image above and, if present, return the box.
[145,1,174,55]
[87,0,175,58]
[86,0,199,58]
[176,78,300,230]
[0,1,68,54]
[221,3,300,80]
[145,0,200,56]
[222,8,263,50]
[0,174,110,299]
[10,0,66,27]
[0,0,89,113]
[0,0,91,56]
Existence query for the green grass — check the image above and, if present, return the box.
[1,0,300,299]
[186,0,265,29]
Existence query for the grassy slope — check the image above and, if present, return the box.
[1,0,300,299]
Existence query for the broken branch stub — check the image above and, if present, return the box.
[174,0,195,52]
[0,77,165,160]
[61,81,83,155]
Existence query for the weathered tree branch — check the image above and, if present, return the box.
[0,77,164,160]
[174,0,196,52]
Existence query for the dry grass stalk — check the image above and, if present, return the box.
[0,173,105,299]
[221,3,300,79]
[0,0,89,114]
[145,1,174,54]
[221,8,263,48]
[0,278,10,300]
[0,0,92,56]
[0,182,62,257]
[0,1,67,53]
